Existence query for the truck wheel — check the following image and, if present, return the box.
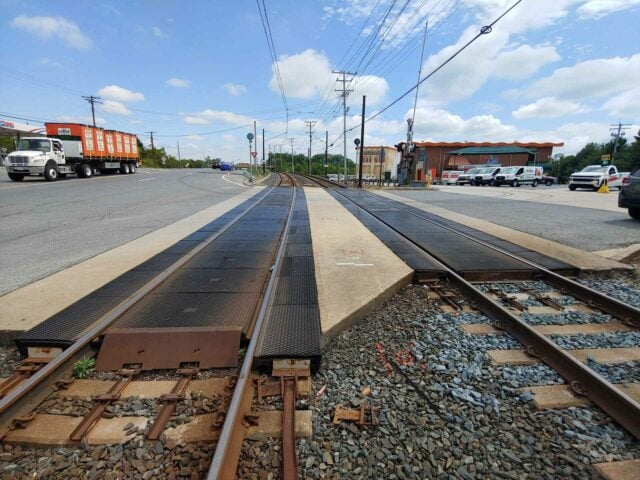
[44,161,59,181]
[120,164,129,174]
[79,164,93,178]
[569,185,576,191]
[629,208,640,220]
[8,173,24,182]
[512,180,519,187]
[488,180,494,186]
[532,179,538,187]
[129,163,136,174]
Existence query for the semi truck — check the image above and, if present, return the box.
[4,122,139,181]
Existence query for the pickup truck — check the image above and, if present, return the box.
[569,165,629,191]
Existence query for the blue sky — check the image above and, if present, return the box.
[1,0,639,161]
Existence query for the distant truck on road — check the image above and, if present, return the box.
[568,165,628,191]
[4,122,139,182]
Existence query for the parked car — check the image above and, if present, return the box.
[541,175,556,186]
[494,166,543,187]
[441,170,464,185]
[220,162,233,171]
[619,167,640,220]
[473,166,502,186]
[456,168,480,185]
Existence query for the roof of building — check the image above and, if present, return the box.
[404,141,564,148]
[448,146,535,155]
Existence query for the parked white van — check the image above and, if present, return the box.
[473,166,502,186]
[494,166,543,187]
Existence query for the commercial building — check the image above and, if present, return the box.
[395,141,564,183]
[357,146,399,180]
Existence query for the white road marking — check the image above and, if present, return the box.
[0,173,133,189]
[222,173,251,188]
[138,178,157,182]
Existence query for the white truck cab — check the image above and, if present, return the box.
[5,137,75,181]
[494,166,543,187]
[569,165,626,191]
[473,166,502,186]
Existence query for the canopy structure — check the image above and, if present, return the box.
[448,145,534,156]
[0,118,45,137]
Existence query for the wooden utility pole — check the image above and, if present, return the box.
[82,95,102,127]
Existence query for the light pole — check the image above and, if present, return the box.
[246,132,254,174]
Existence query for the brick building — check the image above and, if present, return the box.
[396,141,563,183]
[357,146,399,180]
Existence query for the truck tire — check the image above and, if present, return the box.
[8,173,24,182]
[129,163,136,174]
[512,180,519,187]
[120,164,130,174]
[569,185,576,191]
[79,164,93,178]
[629,208,640,220]
[44,161,59,181]
[532,179,538,187]
[545,179,552,186]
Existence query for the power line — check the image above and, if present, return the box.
[367,0,523,124]
[256,0,289,132]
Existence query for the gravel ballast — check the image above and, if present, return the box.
[283,284,640,480]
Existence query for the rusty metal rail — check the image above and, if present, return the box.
[331,187,640,440]
[207,182,299,479]
[0,186,279,435]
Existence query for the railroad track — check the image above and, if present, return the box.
[299,173,640,440]
[0,172,310,479]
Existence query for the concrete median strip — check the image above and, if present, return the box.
[0,188,264,338]
[305,187,413,341]
[375,190,629,272]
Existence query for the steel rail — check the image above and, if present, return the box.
[367,191,640,326]
[207,180,298,479]
[331,187,640,440]
[0,186,277,432]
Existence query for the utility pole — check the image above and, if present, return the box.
[305,120,316,174]
[610,122,631,163]
[333,70,355,182]
[358,96,366,189]
[146,131,157,165]
[288,137,295,172]
[324,130,329,178]
[262,128,266,174]
[82,95,102,127]
[253,120,257,175]
[177,140,181,162]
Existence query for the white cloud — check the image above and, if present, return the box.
[602,87,640,121]
[513,97,589,119]
[11,15,92,49]
[152,26,166,38]
[38,57,62,68]
[577,0,640,18]
[101,100,132,116]
[166,78,190,88]
[98,85,145,102]
[270,49,332,99]
[183,109,252,126]
[525,54,640,102]
[350,75,389,107]
[492,44,561,80]
[223,83,248,96]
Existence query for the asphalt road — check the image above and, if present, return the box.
[0,168,246,295]
[392,187,639,252]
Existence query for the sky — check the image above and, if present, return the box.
[1,0,639,162]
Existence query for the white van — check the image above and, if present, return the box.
[473,166,502,186]
[494,166,543,187]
